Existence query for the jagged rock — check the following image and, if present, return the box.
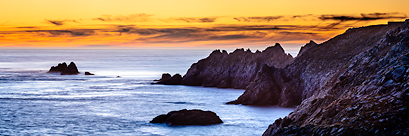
[181,43,294,89]
[48,62,68,73]
[62,62,80,75]
[150,109,223,126]
[227,64,294,106]
[263,20,409,135]
[297,40,317,57]
[84,71,94,75]
[48,62,79,75]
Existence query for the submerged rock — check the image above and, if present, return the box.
[48,62,80,75]
[150,109,223,126]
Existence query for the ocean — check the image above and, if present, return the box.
[0,49,293,135]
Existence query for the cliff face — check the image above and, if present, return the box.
[229,21,406,107]
[263,20,409,135]
[181,43,294,89]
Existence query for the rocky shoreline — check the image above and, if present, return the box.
[155,19,409,135]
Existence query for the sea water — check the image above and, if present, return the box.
[0,49,293,136]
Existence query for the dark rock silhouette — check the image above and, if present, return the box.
[262,20,409,135]
[157,73,171,81]
[181,44,294,89]
[150,109,223,126]
[155,73,183,85]
[48,62,79,75]
[84,71,94,75]
[62,62,80,75]
[48,62,68,73]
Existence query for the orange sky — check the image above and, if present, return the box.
[0,0,408,50]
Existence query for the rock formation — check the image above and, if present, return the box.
[154,73,183,85]
[181,43,294,89]
[261,20,409,135]
[84,71,94,75]
[48,62,80,75]
[150,109,223,126]
[154,19,409,135]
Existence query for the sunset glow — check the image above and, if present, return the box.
[1,0,408,48]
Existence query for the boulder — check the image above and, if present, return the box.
[150,109,223,126]
[48,62,79,75]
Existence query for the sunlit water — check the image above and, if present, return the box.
[0,49,293,135]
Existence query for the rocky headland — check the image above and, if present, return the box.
[155,19,409,135]
[155,43,294,88]
[261,20,409,135]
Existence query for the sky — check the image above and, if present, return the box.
[0,0,408,50]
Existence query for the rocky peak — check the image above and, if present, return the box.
[297,40,318,57]
[263,43,285,54]
[180,44,294,89]
[48,62,80,75]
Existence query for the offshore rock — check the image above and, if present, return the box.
[182,44,294,89]
[84,71,94,75]
[263,20,409,135]
[150,109,223,126]
[48,62,80,75]
[155,73,183,85]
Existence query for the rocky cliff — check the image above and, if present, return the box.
[181,43,294,89]
[261,20,409,135]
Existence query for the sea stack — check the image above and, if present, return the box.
[48,62,80,75]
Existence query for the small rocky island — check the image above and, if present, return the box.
[155,19,409,135]
[48,62,94,75]
[150,109,223,126]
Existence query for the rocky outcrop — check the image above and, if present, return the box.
[48,62,80,75]
[84,72,94,75]
[150,109,223,126]
[227,64,291,105]
[262,20,409,135]
[230,20,408,107]
[181,43,294,89]
[154,73,183,85]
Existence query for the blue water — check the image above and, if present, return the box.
[0,49,293,135]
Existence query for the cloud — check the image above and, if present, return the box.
[15,26,38,29]
[318,12,407,28]
[93,13,153,22]
[45,19,79,26]
[26,29,96,36]
[319,12,406,21]
[164,17,218,23]
[234,16,284,22]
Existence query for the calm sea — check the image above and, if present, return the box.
[0,49,293,136]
